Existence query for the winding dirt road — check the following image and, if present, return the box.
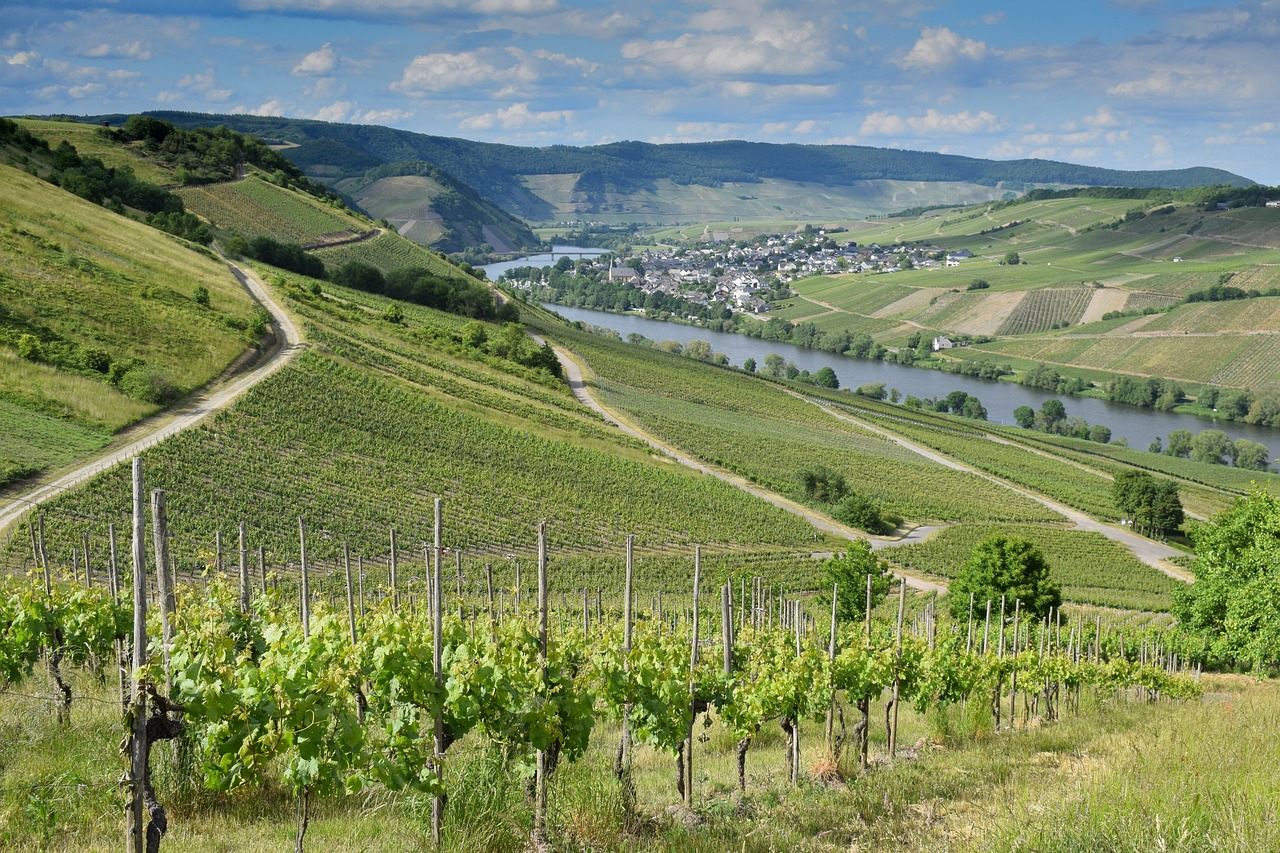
[0,260,303,538]
[540,338,946,592]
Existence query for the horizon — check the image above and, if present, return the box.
[3,1,1278,184]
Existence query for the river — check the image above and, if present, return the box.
[481,245,608,281]
[542,302,1277,460]
[483,248,1275,459]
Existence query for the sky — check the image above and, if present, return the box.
[3,0,1278,183]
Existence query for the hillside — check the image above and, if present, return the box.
[82,111,1253,225]
[0,161,263,487]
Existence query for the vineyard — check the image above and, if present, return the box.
[176,176,366,245]
[311,230,463,278]
[542,325,1061,525]
[886,523,1178,612]
[0,481,1205,851]
[995,287,1095,335]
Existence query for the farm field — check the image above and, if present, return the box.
[177,174,367,244]
[312,230,462,277]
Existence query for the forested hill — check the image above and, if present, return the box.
[81,111,1252,220]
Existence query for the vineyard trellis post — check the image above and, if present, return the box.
[431,498,445,848]
[889,579,905,758]
[151,490,174,696]
[824,582,837,761]
[616,535,634,803]
[299,518,310,639]
[238,522,250,613]
[82,531,93,588]
[109,522,127,713]
[126,458,147,853]
[533,521,550,844]
[388,526,398,612]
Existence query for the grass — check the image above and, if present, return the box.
[2,659,1269,851]
[176,174,366,245]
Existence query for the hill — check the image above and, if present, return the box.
[79,111,1253,225]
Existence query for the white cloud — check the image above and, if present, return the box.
[721,81,836,100]
[83,40,152,61]
[1151,134,1172,157]
[649,122,744,143]
[900,26,990,70]
[1082,106,1121,128]
[860,108,1002,136]
[313,99,354,121]
[354,108,413,124]
[761,119,826,136]
[293,43,338,76]
[231,97,288,117]
[393,51,508,95]
[175,64,232,101]
[5,50,40,68]
[622,21,831,78]
[459,102,571,131]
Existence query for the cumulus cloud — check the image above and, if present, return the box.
[82,40,152,61]
[622,20,832,78]
[860,108,1002,136]
[721,81,836,100]
[293,43,338,76]
[174,64,232,101]
[313,99,354,121]
[393,51,507,95]
[900,26,990,70]
[459,102,571,131]
[231,97,288,116]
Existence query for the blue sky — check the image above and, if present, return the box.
[3,0,1278,183]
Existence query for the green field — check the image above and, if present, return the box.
[312,230,463,277]
[177,174,368,244]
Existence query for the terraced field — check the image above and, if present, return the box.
[996,287,1095,335]
[311,230,461,277]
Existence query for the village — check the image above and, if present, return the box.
[506,228,975,316]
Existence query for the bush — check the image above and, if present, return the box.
[16,333,43,362]
[833,492,899,535]
[117,365,178,404]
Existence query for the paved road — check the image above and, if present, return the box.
[0,260,303,537]
[541,339,947,593]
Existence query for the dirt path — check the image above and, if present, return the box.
[539,338,946,593]
[0,260,303,537]
[801,398,1193,582]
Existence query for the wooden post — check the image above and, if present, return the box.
[618,535,634,780]
[82,532,93,588]
[889,580,906,758]
[151,490,175,695]
[485,563,496,643]
[258,546,267,594]
[456,549,464,622]
[983,600,992,655]
[825,582,838,760]
[238,522,250,612]
[533,522,550,842]
[431,499,445,847]
[388,526,398,612]
[792,600,802,784]
[299,518,310,639]
[126,459,147,853]
[37,514,50,596]
[343,544,357,645]
[684,547,701,808]
[1010,600,1021,727]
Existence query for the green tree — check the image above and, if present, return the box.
[1232,439,1269,471]
[1112,470,1183,538]
[1013,405,1035,429]
[1172,490,1280,670]
[192,285,210,307]
[832,492,899,535]
[821,540,892,623]
[1166,429,1193,458]
[763,353,786,378]
[948,535,1061,621]
[813,366,839,389]
[1037,398,1066,430]
[1191,429,1231,464]
[1003,251,1021,265]
[742,357,756,373]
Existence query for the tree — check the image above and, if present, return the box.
[1191,429,1231,465]
[821,540,892,623]
[1112,470,1183,538]
[742,357,756,373]
[948,535,1060,622]
[1232,439,1269,471]
[1038,398,1066,430]
[813,366,839,389]
[1013,405,1035,429]
[1148,436,1163,454]
[763,353,786,378]
[1003,251,1021,266]
[1166,429,1193,458]
[855,382,887,401]
[1088,423,1112,444]
[832,492,899,535]
[1172,490,1280,670]
[192,285,210,307]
